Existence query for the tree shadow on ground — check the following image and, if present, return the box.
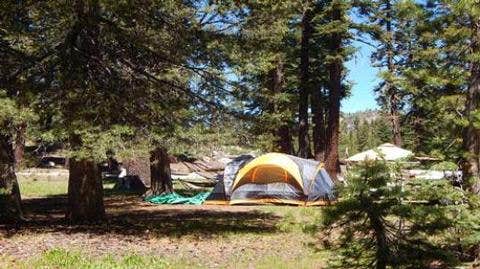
[0,194,281,239]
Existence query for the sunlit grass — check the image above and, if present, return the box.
[232,252,330,269]
[18,178,68,198]
[18,177,116,198]
[1,249,187,269]
[1,248,331,269]
[260,205,323,232]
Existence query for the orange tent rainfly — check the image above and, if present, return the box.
[205,153,335,206]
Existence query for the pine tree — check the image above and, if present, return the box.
[270,58,294,154]
[457,2,480,193]
[310,0,331,162]
[397,2,461,158]
[394,1,479,187]
[0,100,29,223]
[298,1,314,158]
[360,0,404,146]
[224,1,298,154]
[0,1,38,222]
[321,0,352,177]
[323,160,465,268]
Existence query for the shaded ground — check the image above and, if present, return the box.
[3,194,281,236]
[1,180,326,268]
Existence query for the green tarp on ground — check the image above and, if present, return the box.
[144,192,211,205]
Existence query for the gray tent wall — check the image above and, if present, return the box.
[204,155,254,205]
[204,178,227,204]
[306,169,335,204]
[287,156,335,204]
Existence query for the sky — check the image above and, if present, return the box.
[341,41,380,113]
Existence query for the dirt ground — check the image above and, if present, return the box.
[0,194,323,268]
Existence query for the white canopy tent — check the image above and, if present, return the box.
[347,143,413,162]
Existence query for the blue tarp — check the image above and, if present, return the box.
[144,192,211,205]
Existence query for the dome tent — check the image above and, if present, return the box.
[205,153,335,206]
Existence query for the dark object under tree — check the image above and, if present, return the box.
[146,147,173,196]
[66,158,105,223]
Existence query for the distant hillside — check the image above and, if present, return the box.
[341,110,382,131]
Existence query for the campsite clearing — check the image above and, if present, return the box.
[1,176,329,269]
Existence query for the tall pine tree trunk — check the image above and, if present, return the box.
[325,6,343,179]
[463,19,480,193]
[14,122,27,166]
[389,92,402,146]
[298,7,313,159]
[385,0,402,146]
[0,131,23,223]
[67,158,105,222]
[312,87,326,161]
[148,147,173,196]
[271,59,293,154]
[65,0,105,223]
[276,126,293,155]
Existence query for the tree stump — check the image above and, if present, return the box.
[66,158,105,223]
[146,147,173,196]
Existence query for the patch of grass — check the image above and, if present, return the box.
[18,178,68,198]
[259,206,323,232]
[231,251,329,269]
[18,177,123,198]
[3,249,189,269]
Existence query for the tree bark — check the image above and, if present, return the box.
[298,6,313,159]
[367,209,389,269]
[385,0,402,146]
[463,19,480,193]
[148,147,173,196]
[14,122,27,166]
[67,158,105,222]
[0,131,23,223]
[270,59,293,154]
[324,7,343,179]
[312,87,327,161]
[389,92,402,146]
[65,0,105,223]
[276,125,293,155]
[361,191,389,269]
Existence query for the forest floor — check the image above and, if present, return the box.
[0,176,329,269]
